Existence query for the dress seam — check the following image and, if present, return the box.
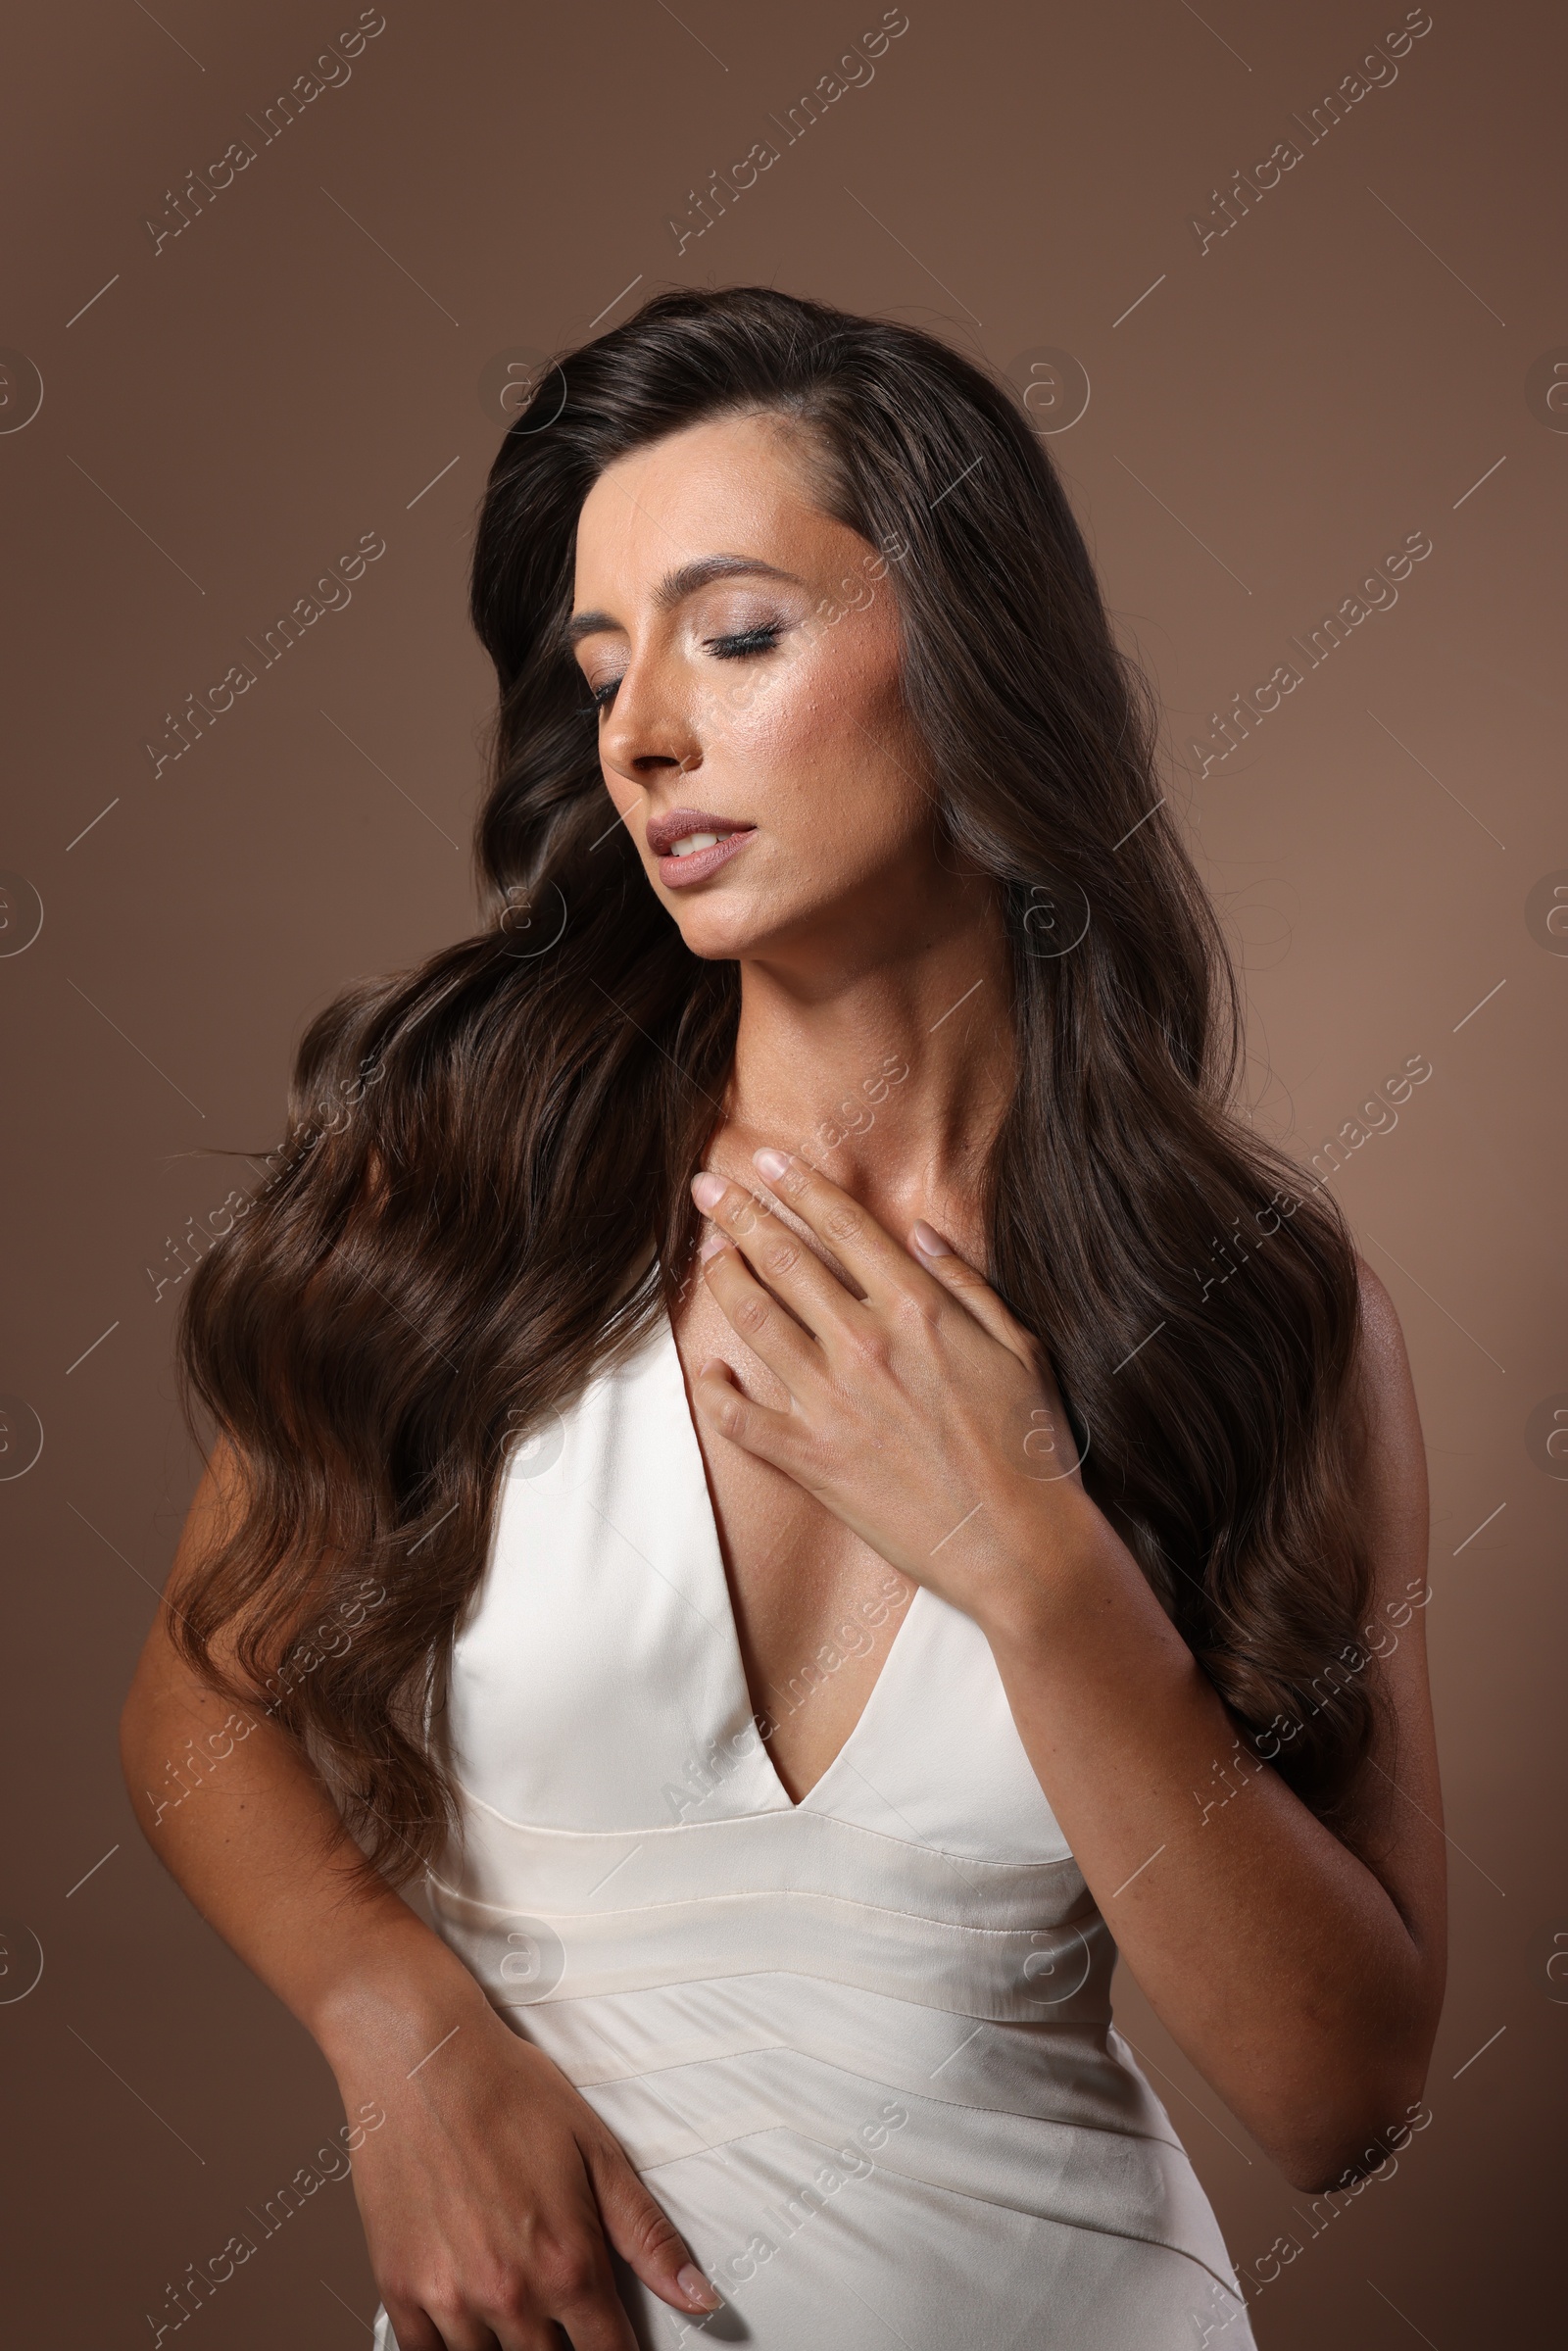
[640,2123,1245,2301]
[450,1775,1080,1872]
[570,2044,1187,2153]
[433,1870,1102,1942]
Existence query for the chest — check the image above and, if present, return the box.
[667,1275,916,1804]
[444,1302,1071,1865]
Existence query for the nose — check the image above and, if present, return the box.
[598,649,704,788]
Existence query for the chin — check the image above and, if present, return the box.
[662,883,815,963]
[667,902,773,960]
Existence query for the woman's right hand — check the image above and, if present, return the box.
[121,1449,719,2345]
[337,1985,722,2350]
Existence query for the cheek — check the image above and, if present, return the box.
[600,765,647,828]
[738,628,920,861]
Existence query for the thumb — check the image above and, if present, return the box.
[584,2138,724,2320]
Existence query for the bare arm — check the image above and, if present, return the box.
[978,1260,1446,2191]
[121,1443,722,2350]
[689,1155,1447,2194]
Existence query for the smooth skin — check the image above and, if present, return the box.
[122,411,1445,2346]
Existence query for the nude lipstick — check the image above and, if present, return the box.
[646,806,758,889]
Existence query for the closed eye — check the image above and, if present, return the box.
[581,622,785,717]
[706,623,783,660]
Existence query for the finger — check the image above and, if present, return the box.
[911,1223,1081,1480]
[744,1148,945,1314]
[698,1228,826,1389]
[530,2278,637,2351]
[380,2229,642,2351]
[377,2303,449,2351]
[689,1353,798,1471]
[486,2166,650,2351]
[584,2140,724,2322]
[691,1167,866,1340]
[492,2242,640,2351]
[384,2292,502,2351]
[909,1219,1040,1366]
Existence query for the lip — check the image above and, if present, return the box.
[646,805,758,890]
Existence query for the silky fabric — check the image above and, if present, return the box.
[372,1306,1255,2350]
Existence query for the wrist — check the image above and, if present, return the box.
[969,1478,1122,1650]
[308,1918,492,2084]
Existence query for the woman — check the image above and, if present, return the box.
[122,285,1445,2350]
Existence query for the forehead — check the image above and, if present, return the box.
[572,412,833,588]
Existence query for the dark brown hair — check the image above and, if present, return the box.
[172,284,1376,1882]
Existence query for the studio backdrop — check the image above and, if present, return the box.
[1,1,1562,2343]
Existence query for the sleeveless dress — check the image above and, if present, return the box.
[372,1305,1256,2350]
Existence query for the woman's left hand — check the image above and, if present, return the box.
[690,1149,1100,1626]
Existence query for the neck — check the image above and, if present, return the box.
[715,877,1015,1257]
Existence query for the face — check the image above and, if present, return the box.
[567,411,959,968]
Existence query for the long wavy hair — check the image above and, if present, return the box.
[172,284,1378,1884]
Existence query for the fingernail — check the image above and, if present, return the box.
[691,1171,725,1210]
[698,1230,726,1261]
[753,1148,790,1181]
[677,2263,723,2311]
[911,1218,953,1256]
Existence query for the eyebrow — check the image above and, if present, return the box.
[564,554,805,648]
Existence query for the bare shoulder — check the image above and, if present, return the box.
[1351,1253,1413,1403]
[1353,1259,1410,1382]
[137,1433,269,1696]
[169,1432,250,1600]
[1339,1255,1445,1972]
[1347,1255,1429,1554]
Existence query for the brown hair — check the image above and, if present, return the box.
[172,284,1375,1882]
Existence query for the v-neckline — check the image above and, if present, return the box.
[658,1298,923,1815]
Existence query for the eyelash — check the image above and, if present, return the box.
[708,623,783,660]
[585,623,784,714]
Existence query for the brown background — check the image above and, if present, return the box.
[2,0,1563,2342]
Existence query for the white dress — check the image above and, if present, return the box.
[372,1305,1255,2350]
